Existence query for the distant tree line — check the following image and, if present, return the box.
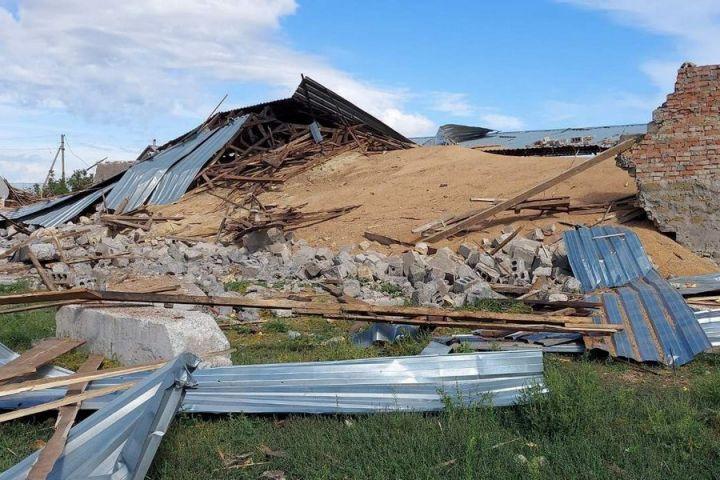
[34,169,94,196]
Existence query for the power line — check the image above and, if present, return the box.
[64,138,91,168]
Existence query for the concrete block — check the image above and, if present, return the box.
[56,304,231,368]
[458,244,474,259]
[452,276,479,293]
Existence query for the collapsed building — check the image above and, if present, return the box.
[622,63,720,261]
[2,76,411,228]
[414,122,647,155]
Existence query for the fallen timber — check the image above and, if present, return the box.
[418,137,641,242]
[0,289,619,335]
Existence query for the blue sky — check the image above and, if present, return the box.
[1,0,719,182]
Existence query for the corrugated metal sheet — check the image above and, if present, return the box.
[0,353,198,480]
[292,76,411,144]
[105,127,218,213]
[563,225,653,291]
[0,351,545,413]
[148,115,248,205]
[351,323,420,347]
[20,183,116,228]
[564,226,710,365]
[4,194,73,220]
[178,351,545,413]
[669,273,720,295]
[695,309,720,347]
[435,124,493,145]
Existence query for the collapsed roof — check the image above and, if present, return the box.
[2,76,412,227]
[415,123,648,155]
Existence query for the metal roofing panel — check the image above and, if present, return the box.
[292,76,411,144]
[0,351,545,413]
[20,183,115,228]
[566,226,710,365]
[351,323,420,346]
[4,194,73,220]
[695,310,720,346]
[460,123,647,149]
[669,272,720,295]
[105,127,217,212]
[148,115,248,206]
[563,226,653,291]
[0,353,198,480]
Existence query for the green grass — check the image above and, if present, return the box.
[0,280,31,295]
[1,289,719,479]
[373,281,405,298]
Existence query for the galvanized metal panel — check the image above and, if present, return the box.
[4,194,73,220]
[0,353,198,480]
[669,273,720,295]
[177,351,544,413]
[351,323,420,347]
[0,351,545,413]
[292,76,411,144]
[105,127,217,212]
[695,309,720,346]
[460,123,647,150]
[148,115,248,206]
[20,183,116,228]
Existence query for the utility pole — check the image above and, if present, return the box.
[60,134,66,183]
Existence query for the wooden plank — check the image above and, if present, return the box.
[0,382,133,424]
[420,137,640,242]
[26,354,104,480]
[490,226,522,256]
[0,361,165,398]
[0,338,85,383]
[223,175,285,183]
[0,289,97,306]
[26,248,57,291]
[0,300,88,315]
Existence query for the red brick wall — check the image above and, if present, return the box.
[628,62,720,183]
[624,63,720,260]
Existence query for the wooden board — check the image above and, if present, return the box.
[0,338,85,383]
[420,137,640,242]
[0,382,133,423]
[26,354,104,480]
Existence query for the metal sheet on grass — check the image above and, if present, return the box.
[0,353,198,480]
[565,227,710,365]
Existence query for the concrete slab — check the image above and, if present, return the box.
[56,304,231,368]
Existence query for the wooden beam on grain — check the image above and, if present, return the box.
[0,338,85,383]
[0,382,133,424]
[26,355,104,480]
[223,175,285,183]
[26,248,57,291]
[420,137,641,243]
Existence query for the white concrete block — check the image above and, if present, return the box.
[56,304,231,368]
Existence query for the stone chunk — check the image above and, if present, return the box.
[56,304,231,368]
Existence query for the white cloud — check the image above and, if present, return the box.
[560,0,720,92]
[0,0,435,179]
[479,113,525,131]
[428,92,474,117]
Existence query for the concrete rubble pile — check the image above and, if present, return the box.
[1,219,581,312]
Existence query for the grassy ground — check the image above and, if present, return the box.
[1,281,719,479]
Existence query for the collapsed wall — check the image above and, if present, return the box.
[624,62,720,261]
